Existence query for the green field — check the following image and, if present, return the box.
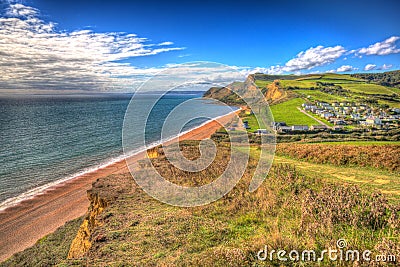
[296,89,349,102]
[270,98,317,125]
[274,155,400,203]
[279,79,316,89]
[298,73,365,82]
[305,110,334,126]
[254,80,271,88]
[378,99,400,108]
[241,113,260,132]
[341,83,398,95]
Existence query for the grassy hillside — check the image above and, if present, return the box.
[270,98,317,125]
[204,71,400,114]
[296,89,348,102]
[3,140,399,266]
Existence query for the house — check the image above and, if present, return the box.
[366,116,382,125]
[302,104,317,111]
[291,125,309,131]
[334,120,346,125]
[277,126,292,133]
[320,112,334,119]
[272,122,286,130]
[310,125,328,131]
[255,129,268,135]
[333,125,344,131]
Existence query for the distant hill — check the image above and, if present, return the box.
[204,71,400,109]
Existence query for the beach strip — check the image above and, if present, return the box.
[0,110,238,262]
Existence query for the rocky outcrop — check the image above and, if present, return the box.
[67,189,108,259]
[67,174,134,259]
[264,80,285,103]
[203,75,288,106]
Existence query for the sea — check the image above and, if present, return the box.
[0,92,236,211]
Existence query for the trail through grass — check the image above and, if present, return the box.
[273,155,400,203]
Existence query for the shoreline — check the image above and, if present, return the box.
[0,109,239,262]
[0,108,239,212]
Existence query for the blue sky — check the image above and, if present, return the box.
[0,0,399,92]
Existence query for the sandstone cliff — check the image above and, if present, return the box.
[203,75,287,106]
[67,175,128,259]
[264,80,286,104]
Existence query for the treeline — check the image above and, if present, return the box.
[351,70,400,88]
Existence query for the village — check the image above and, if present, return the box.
[272,101,400,134]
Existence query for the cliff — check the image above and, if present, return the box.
[67,189,108,259]
[203,75,287,106]
[67,174,131,259]
[264,80,286,104]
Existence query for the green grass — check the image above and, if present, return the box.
[300,73,365,82]
[254,80,272,88]
[274,155,400,203]
[5,142,400,266]
[304,110,334,126]
[378,99,400,108]
[270,98,318,126]
[296,89,349,102]
[341,83,398,95]
[279,79,316,89]
[241,113,260,132]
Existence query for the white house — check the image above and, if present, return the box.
[291,125,309,131]
[310,125,327,131]
[365,116,382,125]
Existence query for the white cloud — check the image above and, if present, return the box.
[381,63,393,70]
[364,64,377,71]
[285,46,346,71]
[158,41,174,46]
[336,65,357,72]
[326,65,358,73]
[357,36,400,56]
[265,45,346,74]
[6,3,38,17]
[0,3,185,92]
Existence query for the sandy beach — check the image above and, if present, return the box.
[0,111,238,262]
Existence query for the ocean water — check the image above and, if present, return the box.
[0,93,235,210]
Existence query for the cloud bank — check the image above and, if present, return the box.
[0,3,184,92]
[264,45,346,74]
[262,36,399,75]
[357,36,400,56]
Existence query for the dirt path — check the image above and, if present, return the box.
[274,155,400,201]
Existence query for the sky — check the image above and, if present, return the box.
[0,0,399,93]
